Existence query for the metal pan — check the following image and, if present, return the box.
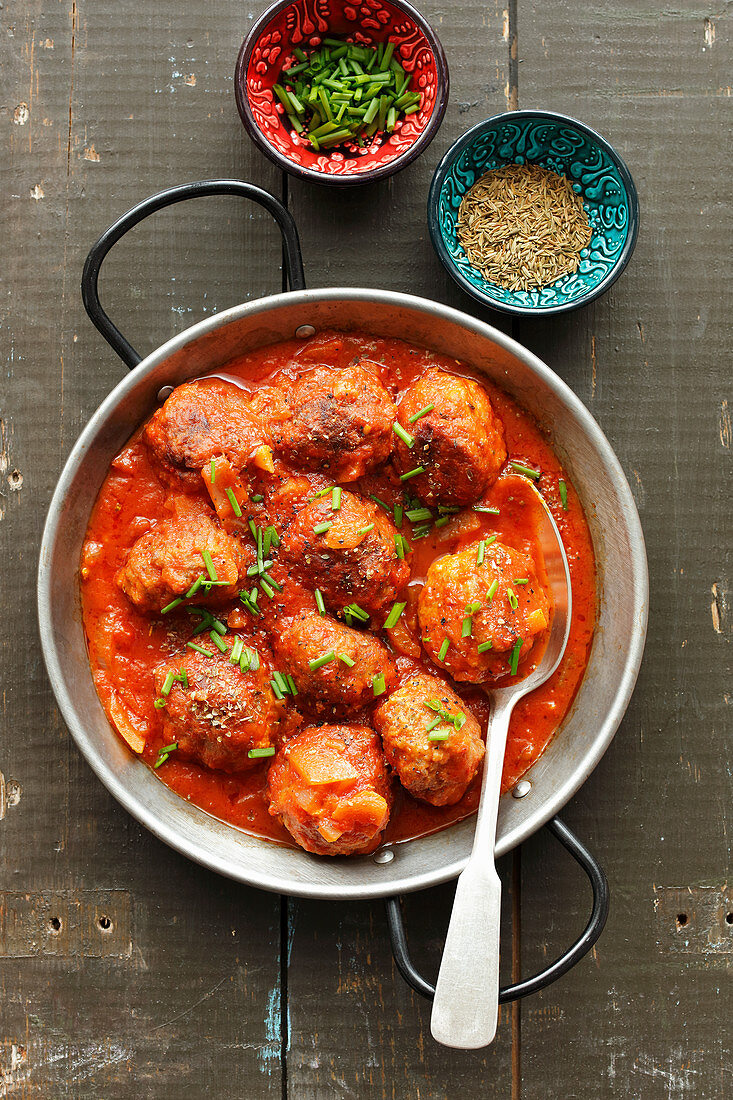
[38,181,647,1003]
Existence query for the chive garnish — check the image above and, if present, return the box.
[161,598,183,614]
[201,549,218,582]
[248,747,276,759]
[393,504,403,528]
[270,679,284,700]
[400,465,425,482]
[272,671,289,695]
[369,494,392,512]
[187,641,214,657]
[260,578,275,599]
[372,672,386,697]
[153,698,166,710]
[559,478,569,510]
[287,675,298,696]
[248,518,258,540]
[161,670,176,696]
[513,578,529,585]
[462,616,472,638]
[428,730,450,742]
[356,523,375,536]
[343,603,370,623]
[509,638,523,675]
[394,533,405,560]
[210,617,227,635]
[230,637,244,665]
[477,540,486,566]
[426,716,443,733]
[507,588,519,610]
[434,517,450,528]
[487,579,499,601]
[438,637,450,661]
[250,493,264,503]
[154,742,178,768]
[309,649,336,672]
[310,486,332,500]
[185,575,205,599]
[384,601,406,630]
[473,504,500,514]
[406,507,432,523]
[478,640,493,653]
[225,488,242,517]
[314,521,332,535]
[332,486,342,511]
[393,422,415,448]
[210,458,216,483]
[510,461,541,480]
[209,631,227,653]
[338,653,355,667]
[315,589,326,615]
[408,403,434,424]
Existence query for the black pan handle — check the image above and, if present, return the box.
[81,179,306,370]
[385,816,609,1003]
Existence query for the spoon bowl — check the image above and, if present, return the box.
[430,482,572,1049]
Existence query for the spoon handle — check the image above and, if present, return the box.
[430,697,513,1048]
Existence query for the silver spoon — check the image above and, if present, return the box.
[430,483,572,1049]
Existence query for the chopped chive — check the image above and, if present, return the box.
[406,507,432,523]
[395,533,405,560]
[314,521,332,535]
[310,486,333,500]
[478,640,493,653]
[309,649,336,672]
[250,493,264,503]
[209,631,227,653]
[510,461,541,480]
[461,616,472,638]
[344,603,370,622]
[513,578,529,585]
[485,534,498,547]
[185,575,205,599]
[332,486,342,511]
[509,638,523,675]
[338,653,355,667]
[230,637,244,664]
[559,478,569,511]
[201,549,218,582]
[400,466,425,482]
[263,526,273,557]
[273,671,289,695]
[269,526,280,549]
[161,598,183,614]
[225,487,242,517]
[428,730,450,742]
[369,494,392,512]
[393,422,415,448]
[434,516,450,528]
[412,524,432,539]
[477,540,486,566]
[315,589,326,615]
[372,672,386,697]
[261,573,282,592]
[507,588,519,610]
[487,579,499,601]
[384,601,406,630]
[426,716,443,733]
[393,504,403,528]
[161,670,176,696]
[286,675,298,696]
[270,679,284,700]
[153,698,167,710]
[249,746,276,759]
[187,641,214,657]
[210,458,216,483]
[356,523,374,536]
[248,518,258,540]
[177,669,188,689]
[438,637,450,662]
[408,403,434,423]
[260,578,275,599]
[473,504,500,514]
[210,617,227,635]
[438,505,460,515]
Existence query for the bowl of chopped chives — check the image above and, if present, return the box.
[428,109,639,315]
[235,0,448,185]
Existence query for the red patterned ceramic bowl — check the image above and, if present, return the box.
[235,0,449,185]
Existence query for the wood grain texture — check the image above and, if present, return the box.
[514,4,732,1098]
[1,0,730,1095]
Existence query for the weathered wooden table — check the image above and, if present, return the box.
[2,1,730,1095]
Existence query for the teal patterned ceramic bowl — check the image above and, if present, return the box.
[428,110,639,316]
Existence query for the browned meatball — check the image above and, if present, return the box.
[374,673,484,806]
[144,378,273,488]
[153,637,283,772]
[272,611,397,718]
[116,496,251,614]
[267,724,393,855]
[279,489,409,620]
[394,368,507,506]
[418,540,551,682]
[264,364,396,481]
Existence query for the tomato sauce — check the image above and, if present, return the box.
[80,331,596,849]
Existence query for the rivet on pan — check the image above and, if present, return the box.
[512,779,532,799]
[295,324,316,338]
[157,385,174,402]
[373,847,395,865]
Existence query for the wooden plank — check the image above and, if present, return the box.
[283,5,519,1094]
[0,1,286,1095]
[514,3,732,1097]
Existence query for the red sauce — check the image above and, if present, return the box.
[80,332,596,849]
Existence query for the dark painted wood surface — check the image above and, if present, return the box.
[1,1,729,1096]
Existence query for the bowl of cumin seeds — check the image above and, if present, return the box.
[428,109,639,315]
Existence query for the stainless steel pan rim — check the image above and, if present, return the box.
[38,287,648,900]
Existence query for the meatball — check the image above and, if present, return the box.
[264,364,396,481]
[144,378,272,488]
[153,637,283,772]
[267,724,393,855]
[272,611,397,718]
[394,368,507,506]
[418,540,551,682]
[116,496,251,614]
[374,673,484,806]
[279,489,409,620]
